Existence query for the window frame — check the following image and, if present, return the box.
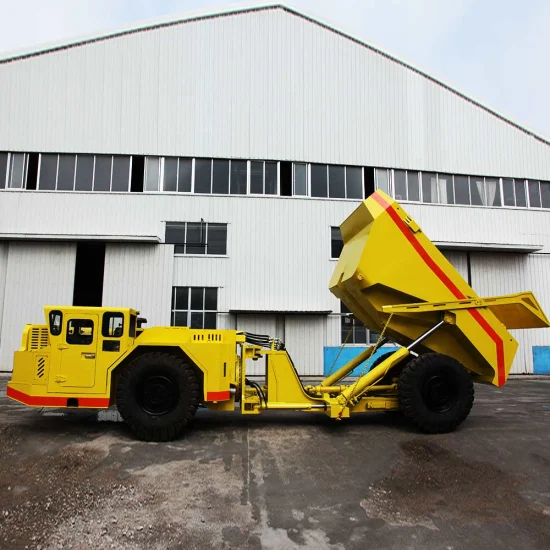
[171,286,218,329]
[340,302,379,345]
[292,162,308,196]
[66,318,95,346]
[167,221,228,257]
[49,310,63,336]
[248,160,280,196]
[101,312,125,338]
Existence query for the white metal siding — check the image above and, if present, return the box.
[0,242,76,371]
[470,253,550,374]
[442,251,469,281]
[102,244,173,327]
[0,8,549,179]
[0,243,8,338]
[284,315,326,376]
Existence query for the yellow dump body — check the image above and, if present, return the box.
[330,191,550,387]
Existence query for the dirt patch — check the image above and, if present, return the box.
[361,439,550,548]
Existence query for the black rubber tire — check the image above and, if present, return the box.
[116,352,200,442]
[398,353,474,434]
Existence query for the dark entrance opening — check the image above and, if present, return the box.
[73,242,106,307]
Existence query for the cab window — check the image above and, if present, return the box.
[102,312,124,338]
[67,319,94,345]
[49,310,62,336]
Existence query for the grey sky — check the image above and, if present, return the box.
[1,0,548,140]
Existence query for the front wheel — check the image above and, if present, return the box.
[116,352,200,442]
[398,353,474,433]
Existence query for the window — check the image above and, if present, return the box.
[129,314,137,338]
[8,153,27,188]
[469,176,501,206]
[502,178,528,208]
[293,163,307,196]
[528,180,542,208]
[454,175,470,205]
[102,312,124,338]
[66,319,94,345]
[165,222,228,255]
[311,164,328,197]
[250,161,278,195]
[310,164,364,199]
[171,287,218,329]
[111,156,131,192]
[329,166,345,199]
[230,160,247,195]
[393,170,420,202]
[144,156,160,192]
[331,227,343,259]
[341,302,378,345]
[346,167,363,199]
[541,181,550,208]
[162,157,192,193]
[57,154,76,191]
[75,155,94,191]
[195,159,212,194]
[375,168,389,194]
[49,310,62,336]
[0,152,8,189]
[212,159,230,194]
[421,172,438,203]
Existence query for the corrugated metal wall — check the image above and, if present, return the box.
[469,253,550,374]
[1,8,549,178]
[284,315,326,376]
[102,244,173,327]
[0,242,76,370]
[0,243,8,338]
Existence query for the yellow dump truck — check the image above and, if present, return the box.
[6,191,549,441]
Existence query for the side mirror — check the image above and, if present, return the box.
[137,317,147,328]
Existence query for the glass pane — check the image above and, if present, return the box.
[190,312,203,329]
[438,174,454,204]
[174,245,185,254]
[250,161,263,194]
[144,157,159,192]
[294,163,307,196]
[207,223,227,255]
[328,166,345,199]
[194,159,211,194]
[502,178,515,206]
[186,222,206,254]
[528,180,541,207]
[515,179,527,207]
[407,171,420,201]
[541,182,550,209]
[230,160,247,195]
[190,288,204,310]
[331,227,343,259]
[94,155,112,192]
[175,287,188,310]
[204,288,217,311]
[454,175,469,205]
[375,169,389,193]
[421,172,437,203]
[369,331,380,344]
[485,178,500,206]
[469,177,484,206]
[111,156,130,192]
[165,223,186,244]
[346,167,362,199]
[163,157,178,192]
[310,164,327,197]
[9,153,25,188]
[178,158,192,192]
[353,326,367,344]
[212,159,229,194]
[204,313,217,329]
[39,154,57,190]
[75,155,94,191]
[0,152,7,189]
[394,170,407,200]
[56,154,75,191]
[265,162,277,195]
[174,311,188,327]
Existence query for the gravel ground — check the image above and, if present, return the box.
[1,376,549,549]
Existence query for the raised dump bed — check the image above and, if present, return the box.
[329,190,550,387]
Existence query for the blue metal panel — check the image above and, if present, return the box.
[324,346,399,377]
[533,346,550,374]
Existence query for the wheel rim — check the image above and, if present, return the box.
[137,375,179,416]
[422,373,458,413]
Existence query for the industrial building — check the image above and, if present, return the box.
[0,4,549,376]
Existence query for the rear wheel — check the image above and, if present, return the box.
[398,353,474,433]
[116,352,200,442]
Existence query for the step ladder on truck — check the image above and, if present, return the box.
[6,190,550,441]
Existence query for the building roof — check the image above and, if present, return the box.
[0,2,548,146]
